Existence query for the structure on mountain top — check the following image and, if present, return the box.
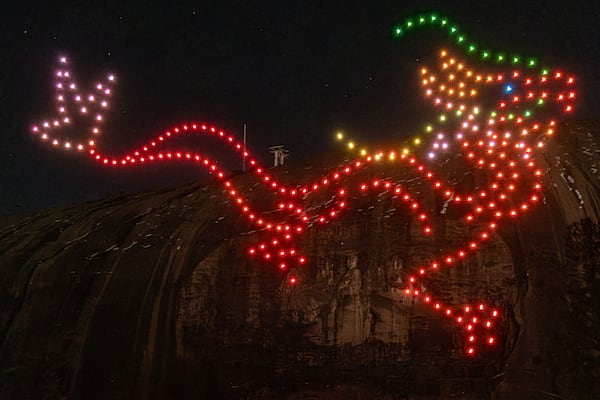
[269,145,289,167]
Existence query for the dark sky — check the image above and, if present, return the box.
[2,0,600,216]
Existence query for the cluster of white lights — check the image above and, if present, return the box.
[30,56,115,151]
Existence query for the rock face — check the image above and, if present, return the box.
[1,122,599,399]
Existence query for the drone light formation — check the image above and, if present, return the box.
[30,14,577,357]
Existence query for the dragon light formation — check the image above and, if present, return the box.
[30,14,577,357]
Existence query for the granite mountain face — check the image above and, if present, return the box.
[1,122,599,399]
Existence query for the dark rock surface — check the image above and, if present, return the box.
[1,122,599,399]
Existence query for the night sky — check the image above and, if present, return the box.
[2,1,600,216]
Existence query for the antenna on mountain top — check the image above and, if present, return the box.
[269,145,289,167]
[243,124,247,172]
